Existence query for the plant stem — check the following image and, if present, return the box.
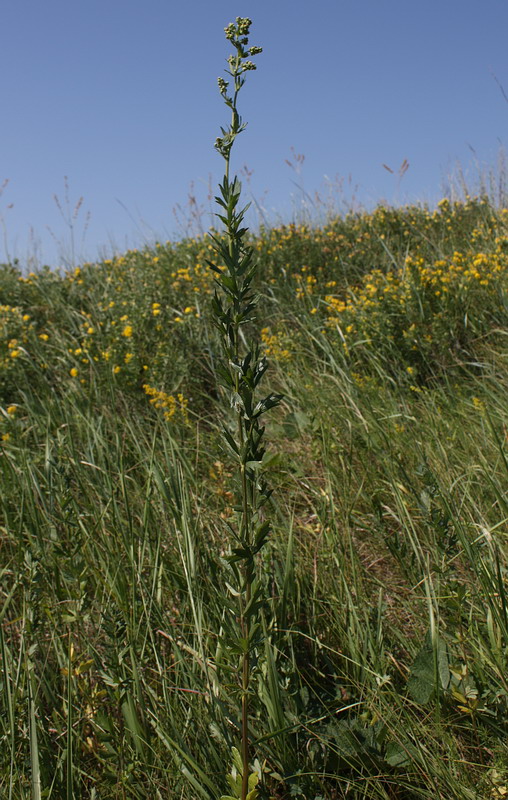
[210,21,281,798]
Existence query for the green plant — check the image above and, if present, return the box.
[3,61,508,795]
[208,18,282,800]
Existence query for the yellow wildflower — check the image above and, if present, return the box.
[472,396,486,413]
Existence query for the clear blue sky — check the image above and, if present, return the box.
[2,0,508,267]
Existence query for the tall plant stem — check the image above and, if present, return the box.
[210,20,281,799]
[222,62,251,800]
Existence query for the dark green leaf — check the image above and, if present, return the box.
[407,632,449,704]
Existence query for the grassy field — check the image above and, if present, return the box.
[1,195,508,798]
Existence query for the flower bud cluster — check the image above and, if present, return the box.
[236,17,252,35]
[224,18,252,41]
[224,22,236,40]
[217,76,229,94]
[216,19,262,159]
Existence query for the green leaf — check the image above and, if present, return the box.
[252,393,283,418]
[385,740,417,768]
[407,632,449,704]
[231,746,243,773]
[222,426,239,455]
[247,773,259,799]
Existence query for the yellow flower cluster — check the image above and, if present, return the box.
[0,305,35,371]
[325,247,508,325]
[260,327,291,361]
[2,195,506,418]
[472,396,486,414]
[143,384,189,423]
[251,198,503,305]
[321,243,508,376]
[0,402,22,444]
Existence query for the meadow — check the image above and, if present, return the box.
[1,190,508,799]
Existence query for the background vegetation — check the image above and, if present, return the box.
[1,194,508,798]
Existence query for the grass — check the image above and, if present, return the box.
[1,22,508,791]
[1,192,508,798]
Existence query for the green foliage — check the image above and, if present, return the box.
[220,748,259,800]
[2,28,508,797]
[407,632,450,705]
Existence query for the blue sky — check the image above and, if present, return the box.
[2,0,508,267]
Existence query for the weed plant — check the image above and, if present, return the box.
[1,21,508,800]
[208,18,281,800]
